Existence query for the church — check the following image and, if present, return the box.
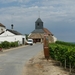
[28,18,57,43]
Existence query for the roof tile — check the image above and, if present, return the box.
[0,23,6,27]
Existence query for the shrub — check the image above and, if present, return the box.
[0,41,19,49]
[1,41,10,49]
[10,41,18,47]
[10,42,15,47]
[14,41,18,47]
[0,44,2,48]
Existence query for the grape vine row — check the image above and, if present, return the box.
[49,41,75,73]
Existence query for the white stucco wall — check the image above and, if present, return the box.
[0,31,15,36]
[0,30,26,44]
[52,36,57,42]
[0,35,26,44]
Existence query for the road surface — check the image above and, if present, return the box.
[0,43,43,75]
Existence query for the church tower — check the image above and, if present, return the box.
[32,18,44,33]
[35,18,43,29]
[28,17,55,43]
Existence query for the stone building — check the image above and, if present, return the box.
[28,18,57,43]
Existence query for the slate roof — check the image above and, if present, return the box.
[31,28,53,35]
[6,29,22,35]
[35,18,43,23]
[32,29,44,33]
[0,23,6,27]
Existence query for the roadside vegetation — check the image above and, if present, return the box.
[0,41,18,49]
[49,41,75,74]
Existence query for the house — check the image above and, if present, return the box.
[28,18,57,43]
[0,24,26,45]
[0,23,6,33]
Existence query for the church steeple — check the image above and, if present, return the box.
[35,18,43,29]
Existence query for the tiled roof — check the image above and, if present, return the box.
[32,27,53,35]
[6,29,22,35]
[28,32,54,43]
[28,33,44,39]
[43,28,53,36]
[29,28,54,43]
[0,23,6,27]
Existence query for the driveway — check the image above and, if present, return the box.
[0,43,43,75]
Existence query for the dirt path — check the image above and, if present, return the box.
[23,51,70,75]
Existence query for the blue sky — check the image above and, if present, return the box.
[0,0,75,42]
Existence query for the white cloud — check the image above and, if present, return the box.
[0,0,34,4]
[0,0,75,23]
[0,0,75,41]
[0,0,17,3]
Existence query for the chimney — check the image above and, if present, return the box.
[11,24,13,29]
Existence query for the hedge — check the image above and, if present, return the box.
[0,41,19,49]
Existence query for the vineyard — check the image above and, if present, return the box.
[49,41,75,73]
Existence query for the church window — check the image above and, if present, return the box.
[37,23,39,26]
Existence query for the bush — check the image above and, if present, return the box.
[1,41,10,49]
[0,41,19,49]
[0,44,2,48]
[10,41,18,47]
[10,42,15,47]
[14,41,18,47]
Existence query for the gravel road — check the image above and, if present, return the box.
[24,50,71,75]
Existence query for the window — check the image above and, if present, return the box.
[1,28,3,32]
[37,23,39,26]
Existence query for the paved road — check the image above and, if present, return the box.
[0,43,43,75]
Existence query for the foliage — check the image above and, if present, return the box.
[25,34,29,40]
[56,40,75,47]
[49,41,75,73]
[1,41,10,49]
[1,41,18,49]
[0,44,2,48]
[10,41,18,47]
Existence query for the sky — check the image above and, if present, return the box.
[0,0,75,42]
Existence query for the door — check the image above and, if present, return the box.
[22,38,25,44]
